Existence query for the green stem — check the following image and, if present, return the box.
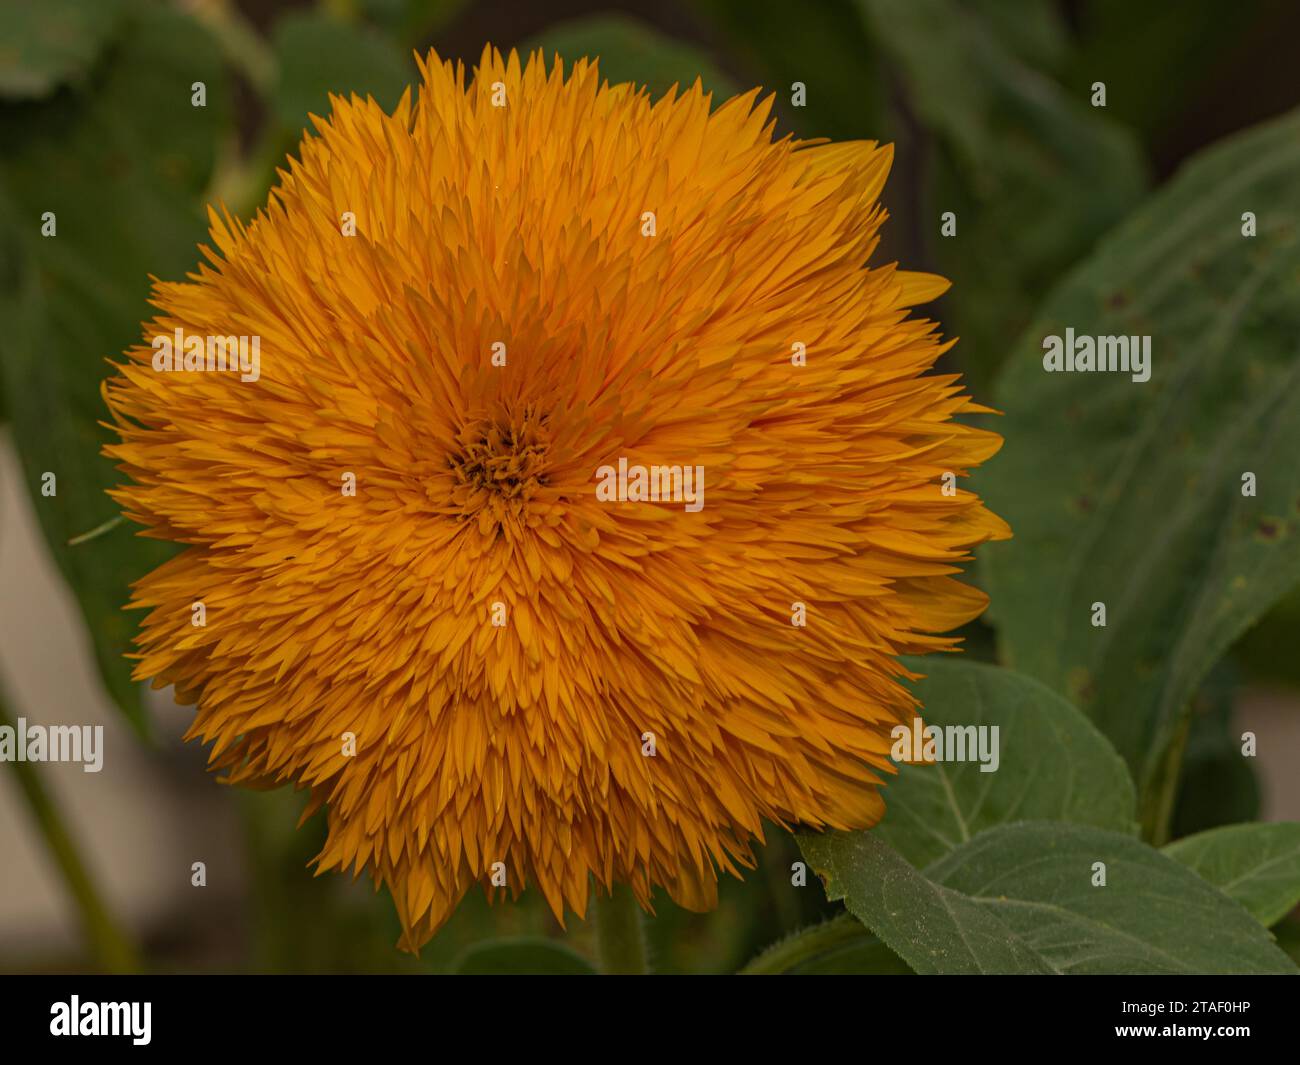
[191,0,277,96]
[0,688,141,972]
[192,0,284,218]
[761,834,805,935]
[593,885,648,974]
[1139,714,1192,847]
[739,914,869,975]
[67,514,123,546]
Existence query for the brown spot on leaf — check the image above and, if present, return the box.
[1067,667,1095,705]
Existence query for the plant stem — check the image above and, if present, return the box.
[1140,714,1192,847]
[192,0,284,218]
[191,0,277,96]
[593,885,648,974]
[0,689,141,972]
[762,834,805,935]
[66,514,123,546]
[738,914,870,975]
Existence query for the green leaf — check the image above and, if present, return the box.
[272,10,415,134]
[524,14,738,102]
[452,938,597,975]
[965,0,1067,70]
[874,658,1136,868]
[800,829,1053,973]
[0,0,124,99]
[0,4,228,728]
[979,106,1300,798]
[859,0,1146,388]
[802,823,1298,973]
[1165,823,1300,928]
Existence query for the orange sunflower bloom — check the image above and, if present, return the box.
[102,46,1009,950]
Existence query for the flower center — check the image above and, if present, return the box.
[447,406,550,521]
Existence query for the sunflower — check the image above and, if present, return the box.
[102,45,1009,950]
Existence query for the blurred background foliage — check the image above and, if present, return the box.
[2,0,1300,973]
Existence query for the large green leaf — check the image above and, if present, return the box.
[858,0,1146,388]
[965,0,1067,70]
[524,14,738,102]
[0,4,228,728]
[1165,823,1300,928]
[874,658,1136,867]
[800,829,1053,973]
[0,0,124,99]
[272,10,415,134]
[979,106,1300,797]
[802,823,1298,974]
